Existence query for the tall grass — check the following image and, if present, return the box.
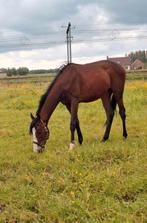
[0,80,147,222]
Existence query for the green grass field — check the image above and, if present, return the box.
[0,80,147,223]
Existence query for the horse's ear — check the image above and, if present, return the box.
[30,113,35,120]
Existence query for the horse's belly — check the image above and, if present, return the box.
[80,93,103,102]
[80,82,110,102]
[80,89,108,102]
[78,72,110,102]
[81,97,100,102]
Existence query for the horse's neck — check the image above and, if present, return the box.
[39,85,62,123]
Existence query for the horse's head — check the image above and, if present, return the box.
[29,113,49,153]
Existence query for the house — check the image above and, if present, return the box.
[107,56,131,70]
[0,68,7,78]
[131,59,144,70]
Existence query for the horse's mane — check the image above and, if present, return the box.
[36,64,68,115]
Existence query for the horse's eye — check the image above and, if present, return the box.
[37,130,42,134]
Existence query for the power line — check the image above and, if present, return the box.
[0,27,147,52]
[0,35,147,46]
[73,35,147,43]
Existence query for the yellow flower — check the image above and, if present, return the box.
[70,191,75,198]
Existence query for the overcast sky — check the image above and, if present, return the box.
[0,0,147,69]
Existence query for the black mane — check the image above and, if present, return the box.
[36,64,68,115]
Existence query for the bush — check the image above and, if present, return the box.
[7,67,29,76]
[17,67,29,76]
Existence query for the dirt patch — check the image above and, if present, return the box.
[0,203,6,213]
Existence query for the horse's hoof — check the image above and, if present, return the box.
[78,137,83,145]
[101,137,107,142]
[69,142,75,151]
[101,139,106,143]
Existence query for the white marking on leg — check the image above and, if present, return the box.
[69,142,76,151]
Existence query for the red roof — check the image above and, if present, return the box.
[107,56,131,67]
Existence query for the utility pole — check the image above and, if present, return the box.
[66,22,72,63]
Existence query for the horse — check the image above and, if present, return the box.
[29,60,127,153]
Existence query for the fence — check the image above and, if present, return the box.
[0,70,147,85]
[0,73,56,84]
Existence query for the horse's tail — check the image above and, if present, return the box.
[104,93,117,127]
[110,94,117,112]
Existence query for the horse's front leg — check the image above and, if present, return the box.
[75,119,83,144]
[65,103,83,145]
[69,99,79,150]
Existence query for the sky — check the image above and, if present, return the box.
[0,0,147,69]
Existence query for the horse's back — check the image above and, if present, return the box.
[74,60,126,94]
[74,60,125,80]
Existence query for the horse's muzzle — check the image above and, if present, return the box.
[33,141,45,153]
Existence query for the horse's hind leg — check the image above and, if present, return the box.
[115,94,128,139]
[101,93,114,142]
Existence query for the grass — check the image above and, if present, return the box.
[0,80,147,222]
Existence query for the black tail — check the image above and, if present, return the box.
[103,93,117,127]
[110,94,117,111]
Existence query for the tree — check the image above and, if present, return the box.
[7,68,17,76]
[7,67,29,76]
[17,67,29,76]
[128,50,147,63]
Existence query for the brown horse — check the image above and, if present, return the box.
[30,60,127,153]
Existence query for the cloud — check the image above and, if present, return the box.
[0,45,67,69]
[0,0,98,34]
[0,0,147,68]
[99,0,147,25]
